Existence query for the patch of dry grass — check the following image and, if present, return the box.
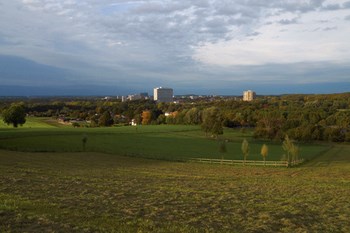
[0,148,349,232]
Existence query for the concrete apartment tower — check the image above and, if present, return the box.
[243,90,256,101]
[153,87,173,103]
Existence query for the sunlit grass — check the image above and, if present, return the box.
[0,147,349,232]
[0,117,57,128]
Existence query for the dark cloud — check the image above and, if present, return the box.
[247,32,261,37]
[343,1,350,8]
[322,4,341,11]
[278,18,299,25]
[270,0,325,13]
[0,0,349,96]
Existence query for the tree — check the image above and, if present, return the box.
[82,134,88,151]
[98,111,114,126]
[157,114,166,124]
[175,110,186,124]
[133,113,142,125]
[184,108,202,125]
[142,110,152,125]
[201,107,223,138]
[290,144,299,163]
[282,135,293,165]
[282,135,300,166]
[254,111,285,140]
[323,127,345,142]
[89,114,99,127]
[72,122,80,128]
[261,144,268,165]
[2,103,26,127]
[241,139,249,165]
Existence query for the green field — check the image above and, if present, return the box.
[0,117,349,232]
[0,117,58,129]
[1,146,349,232]
[0,118,328,162]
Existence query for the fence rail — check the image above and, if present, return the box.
[189,158,304,167]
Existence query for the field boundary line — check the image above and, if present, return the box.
[189,158,305,167]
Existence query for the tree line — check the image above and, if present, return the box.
[1,93,349,142]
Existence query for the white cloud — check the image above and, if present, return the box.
[193,7,350,66]
[0,0,350,91]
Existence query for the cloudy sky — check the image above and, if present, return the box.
[0,0,350,96]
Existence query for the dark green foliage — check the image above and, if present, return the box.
[184,107,202,125]
[323,127,345,142]
[82,134,87,151]
[254,111,285,140]
[201,107,223,138]
[1,103,26,128]
[72,122,80,128]
[98,111,114,127]
[1,93,349,141]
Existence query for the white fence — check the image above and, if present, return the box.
[189,158,305,167]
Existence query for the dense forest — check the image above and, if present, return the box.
[1,93,350,142]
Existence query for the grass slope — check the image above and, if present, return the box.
[0,147,349,232]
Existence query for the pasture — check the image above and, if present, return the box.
[0,118,328,162]
[0,117,349,232]
[0,146,349,232]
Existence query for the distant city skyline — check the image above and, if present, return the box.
[0,1,350,96]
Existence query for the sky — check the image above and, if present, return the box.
[0,0,350,96]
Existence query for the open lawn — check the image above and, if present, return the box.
[0,118,328,162]
[0,146,349,232]
[0,117,58,129]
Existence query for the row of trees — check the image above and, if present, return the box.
[219,136,299,166]
[241,139,270,165]
[1,93,349,142]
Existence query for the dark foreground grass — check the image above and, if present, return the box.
[0,123,327,161]
[1,146,349,232]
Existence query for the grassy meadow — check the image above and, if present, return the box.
[0,117,349,232]
[0,117,327,162]
[1,146,350,232]
[0,117,58,129]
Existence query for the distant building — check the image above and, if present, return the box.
[243,90,256,101]
[153,87,173,103]
[122,92,149,102]
[127,94,142,101]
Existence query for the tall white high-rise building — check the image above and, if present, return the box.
[154,87,173,103]
[243,90,256,101]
